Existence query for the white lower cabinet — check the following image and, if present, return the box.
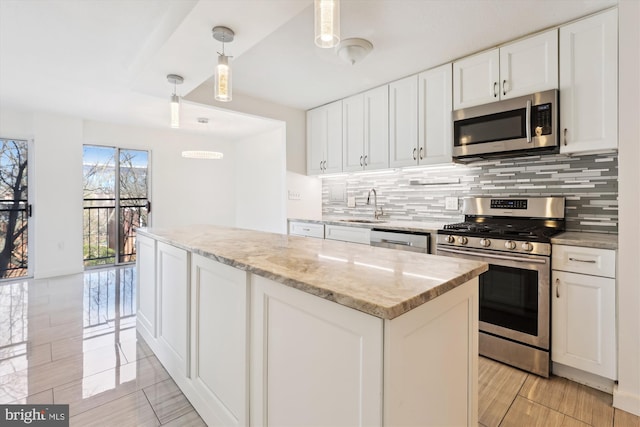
[552,245,617,380]
[288,221,324,238]
[188,254,249,426]
[324,224,371,244]
[250,274,384,427]
[156,241,190,378]
[138,234,479,426]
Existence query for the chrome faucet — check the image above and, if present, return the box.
[366,188,383,219]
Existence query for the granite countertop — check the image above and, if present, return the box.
[289,217,448,234]
[138,225,487,320]
[551,231,618,250]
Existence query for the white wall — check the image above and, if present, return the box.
[0,108,238,278]
[83,120,236,229]
[614,0,640,416]
[187,85,323,221]
[234,127,287,233]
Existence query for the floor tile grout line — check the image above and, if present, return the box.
[497,371,530,427]
[141,385,163,426]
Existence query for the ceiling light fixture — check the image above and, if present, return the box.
[212,26,235,102]
[336,38,373,65]
[314,0,340,48]
[167,74,184,128]
[181,151,224,160]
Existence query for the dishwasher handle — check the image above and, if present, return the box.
[378,238,413,247]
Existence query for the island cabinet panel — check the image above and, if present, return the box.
[136,234,157,341]
[188,254,249,427]
[250,274,384,427]
[384,278,479,427]
[156,241,190,379]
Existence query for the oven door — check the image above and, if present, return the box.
[436,246,550,350]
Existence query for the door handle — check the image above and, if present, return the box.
[569,257,596,264]
[503,79,507,96]
[412,148,417,160]
[28,204,33,217]
[364,155,368,166]
[360,155,363,167]
[145,201,151,214]
[563,128,568,146]
[555,278,560,298]
[419,146,424,160]
[493,82,498,98]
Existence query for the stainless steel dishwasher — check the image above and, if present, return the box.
[369,229,430,253]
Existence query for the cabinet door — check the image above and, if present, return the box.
[342,94,365,172]
[389,75,419,168]
[324,100,343,173]
[250,275,383,427]
[560,9,618,154]
[306,106,327,175]
[418,63,453,165]
[157,242,190,378]
[500,29,558,99]
[190,254,249,427]
[136,234,157,340]
[552,270,616,379]
[324,224,371,245]
[364,85,390,170]
[288,221,324,238]
[453,49,500,109]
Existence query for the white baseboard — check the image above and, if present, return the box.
[613,386,640,416]
[552,362,615,393]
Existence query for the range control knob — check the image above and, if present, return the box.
[480,238,491,247]
[505,240,517,250]
[522,242,534,252]
[458,236,468,245]
[445,235,455,243]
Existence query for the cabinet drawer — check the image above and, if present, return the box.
[325,225,371,245]
[289,222,324,239]
[552,245,615,278]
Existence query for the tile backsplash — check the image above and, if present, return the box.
[322,153,618,233]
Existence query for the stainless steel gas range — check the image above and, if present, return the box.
[436,197,565,377]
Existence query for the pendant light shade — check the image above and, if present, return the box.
[167,74,184,129]
[212,26,235,102]
[170,94,180,128]
[215,54,232,102]
[314,0,340,48]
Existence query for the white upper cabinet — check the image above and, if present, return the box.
[499,30,559,99]
[560,9,618,154]
[389,75,418,168]
[453,29,558,109]
[343,85,390,172]
[307,100,343,175]
[389,65,453,169]
[453,49,500,109]
[418,63,453,165]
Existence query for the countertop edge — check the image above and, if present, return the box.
[551,231,618,250]
[138,227,487,320]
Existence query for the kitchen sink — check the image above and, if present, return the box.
[339,219,386,224]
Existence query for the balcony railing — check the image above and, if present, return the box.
[83,198,148,266]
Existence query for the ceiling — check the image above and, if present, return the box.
[0,0,617,140]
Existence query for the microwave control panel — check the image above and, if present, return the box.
[532,103,552,136]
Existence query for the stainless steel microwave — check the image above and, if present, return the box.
[452,89,558,162]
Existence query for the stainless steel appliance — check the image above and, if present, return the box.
[452,89,558,162]
[370,229,430,253]
[436,197,565,377]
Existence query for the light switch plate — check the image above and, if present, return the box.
[445,197,458,210]
[347,196,356,208]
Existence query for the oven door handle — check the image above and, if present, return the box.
[437,247,548,264]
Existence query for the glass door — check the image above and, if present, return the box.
[83,146,149,267]
[0,139,29,279]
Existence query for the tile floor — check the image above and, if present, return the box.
[0,266,638,427]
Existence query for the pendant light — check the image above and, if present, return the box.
[167,74,184,128]
[314,0,340,48]
[212,26,234,102]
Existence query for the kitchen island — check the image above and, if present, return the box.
[136,225,488,426]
